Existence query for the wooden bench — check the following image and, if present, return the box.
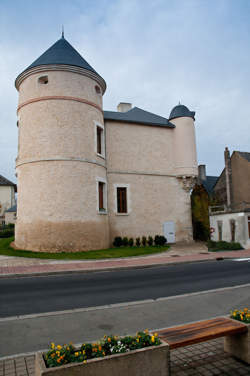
[155,317,250,369]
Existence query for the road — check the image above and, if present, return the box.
[1,259,250,317]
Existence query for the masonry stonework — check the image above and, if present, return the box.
[14,36,198,252]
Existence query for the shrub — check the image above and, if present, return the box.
[135,237,141,247]
[113,237,123,247]
[128,238,134,247]
[230,308,250,323]
[158,236,167,246]
[45,330,161,368]
[0,229,14,238]
[154,235,167,246]
[154,235,160,246]
[142,236,147,247]
[148,236,153,246]
[122,237,129,247]
[207,240,243,251]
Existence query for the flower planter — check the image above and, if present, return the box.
[35,340,170,376]
[224,319,250,364]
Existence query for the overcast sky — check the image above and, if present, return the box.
[1,0,250,182]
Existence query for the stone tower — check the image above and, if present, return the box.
[15,35,109,252]
[169,104,197,178]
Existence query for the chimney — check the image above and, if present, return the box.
[198,165,206,183]
[224,147,233,208]
[117,102,132,112]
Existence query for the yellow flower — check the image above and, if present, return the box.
[154,333,158,337]
[75,352,79,357]
[57,345,62,350]
[136,338,139,343]
[108,337,111,343]
[66,347,70,351]
[83,360,87,364]
[151,336,155,343]
[56,351,60,356]
[144,329,149,334]
[51,342,55,349]
[82,350,86,355]
[102,351,105,356]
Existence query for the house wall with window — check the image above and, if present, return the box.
[14,35,198,252]
[105,119,195,242]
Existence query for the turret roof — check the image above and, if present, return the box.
[24,36,99,74]
[169,104,195,120]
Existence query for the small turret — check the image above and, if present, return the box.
[169,104,198,177]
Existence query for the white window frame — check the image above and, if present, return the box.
[94,121,105,159]
[96,177,107,214]
[114,183,131,215]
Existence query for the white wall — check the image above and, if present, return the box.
[0,186,15,216]
[210,211,250,248]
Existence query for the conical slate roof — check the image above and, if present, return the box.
[25,36,99,74]
[169,104,195,120]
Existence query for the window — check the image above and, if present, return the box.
[217,220,223,241]
[38,75,48,84]
[97,127,102,155]
[117,187,127,213]
[95,85,101,94]
[95,122,105,158]
[230,219,236,242]
[97,179,107,213]
[248,216,250,238]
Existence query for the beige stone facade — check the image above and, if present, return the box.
[14,36,198,252]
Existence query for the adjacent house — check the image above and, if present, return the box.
[209,148,250,248]
[0,174,16,225]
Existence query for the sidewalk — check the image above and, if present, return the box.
[1,243,250,375]
[1,338,250,376]
[1,242,250,277]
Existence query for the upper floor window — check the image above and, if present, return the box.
[95,85,101,94]
[38,76,48,84]
[95,122,105,158]
[97,178,107,214]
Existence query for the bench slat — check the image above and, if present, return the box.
[157,317,247,349]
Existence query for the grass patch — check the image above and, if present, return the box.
[0,237,170,260]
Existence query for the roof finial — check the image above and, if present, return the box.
[178,100,181,105]
[62,25,64,39]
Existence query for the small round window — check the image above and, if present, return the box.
[38,76,48,84]
[95,85,101,94]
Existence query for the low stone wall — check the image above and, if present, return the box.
[224,322,250,364]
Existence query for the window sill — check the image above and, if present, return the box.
[96,153,106,160]
[115,213,129,216]
[98,210,108,215]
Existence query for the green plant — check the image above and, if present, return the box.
[230,308,250,323]
[0,229,14,238]
[142,236,147,247]
[45,330,161,368]
[136,237,141,247]
[207,240,243,251]
[148,236,153,246]
[128,238,134,247]
[122,237,129,247]
[154,235,167,246]
[113,237,122,247]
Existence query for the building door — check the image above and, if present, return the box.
[163,221,175,243]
